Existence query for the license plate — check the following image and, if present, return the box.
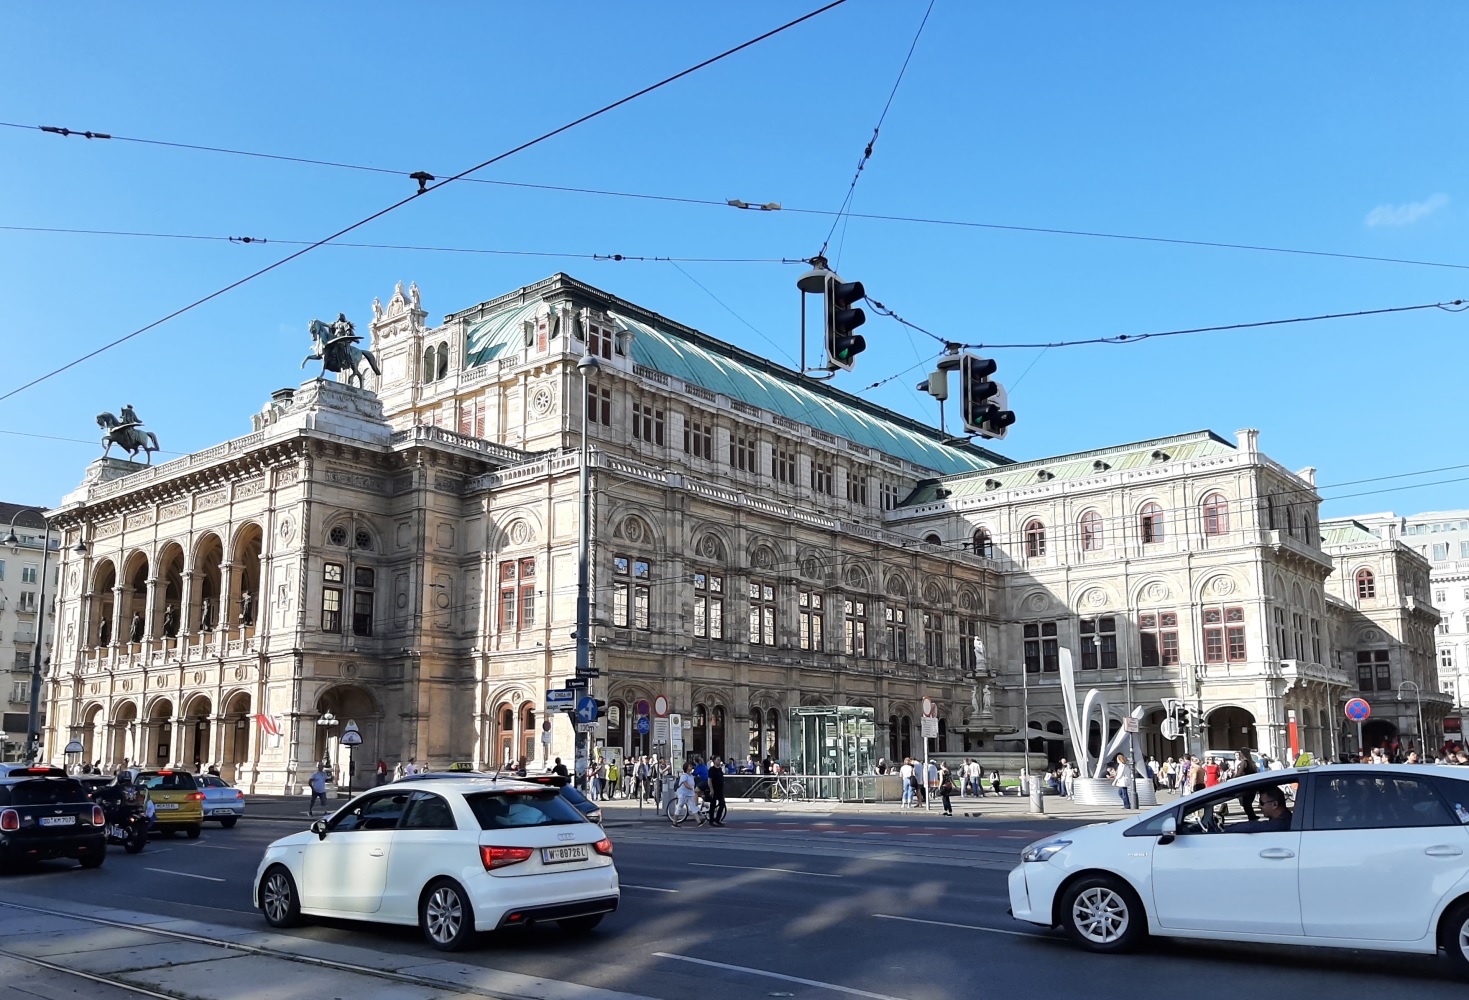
[156,803,180,810]
[541,845,590,864]
[40,815,76,827]
[213,809,235,815]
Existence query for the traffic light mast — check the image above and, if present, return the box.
[796,258,867,379]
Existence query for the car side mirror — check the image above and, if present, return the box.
[311,819,328,840]
[1158,815,1177,846]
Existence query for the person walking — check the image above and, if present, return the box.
[938,762,955,816]
[607,759,620,799]
[1112,753,1133,810]
[899,757,915,808]
[375,759,388,785]
[307,764,329,817]
[707,755,727,826]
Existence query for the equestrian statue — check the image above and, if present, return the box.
[96,403,161,464]
[303,313,381,389]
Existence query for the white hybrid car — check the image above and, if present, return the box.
[254,776,619,950]
[1010,764,1469,977]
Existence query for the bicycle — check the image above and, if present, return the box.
[667,797,709,827]
[768,775,807,801]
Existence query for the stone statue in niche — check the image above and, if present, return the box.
[240,592,255,627]
[163,605,177,638]
[199,598,213,631]
[98,616,111,647]
[129,613,143,643]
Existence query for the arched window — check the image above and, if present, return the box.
[899,714,912,761]
[1140,503,1164,544]
[972,529,993,558]
[1024,520,1046,558]
[422,347,435,384]
[693,704,708,760]
[764,708,780,759]
[1079,511,1103,552]
[1286,504,1296,537]
[1202,493,1229,536]
[436,342,449,381]
[888,714,899,760]
[607,701,626,751]
[1356,569,1376,599]
[496,705,514,765]
[519,704,536,766]
[712,706,726,760]
[924,533,941,546]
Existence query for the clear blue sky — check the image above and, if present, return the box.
[2,2,1465,518]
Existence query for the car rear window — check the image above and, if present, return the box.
[6,778,88,806]
[142,772,199,791]
[465,789,586,829]
[560,785,591,807]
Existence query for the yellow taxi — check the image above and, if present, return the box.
[136,769,205,838]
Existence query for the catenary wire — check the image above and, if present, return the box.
[817,0,936,258]
[0,0,852,405]
[0,224,797,264]
[11,120,1469,275]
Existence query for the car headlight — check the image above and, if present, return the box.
[1021,839,1072,863]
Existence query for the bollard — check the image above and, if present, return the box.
[1028,774,1045,814]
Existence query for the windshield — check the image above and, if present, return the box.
[465,789,586,829]
[4,778,88,806]
[141,773,199,791]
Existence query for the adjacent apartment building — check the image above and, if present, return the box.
[0,501,57,760]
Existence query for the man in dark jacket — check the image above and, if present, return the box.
[707,755,727,826]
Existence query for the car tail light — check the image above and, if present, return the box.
[480,845,534,870]
[593,838,613,856]
[157,770,174,775]
[91,805,105,826]
[0,809,17,832]
[234,790,244,800]
[187,792,205,801]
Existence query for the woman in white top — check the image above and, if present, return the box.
[676,762,698,811]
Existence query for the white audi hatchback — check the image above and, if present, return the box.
[1010,764,1469,977]
[254,777,619,950]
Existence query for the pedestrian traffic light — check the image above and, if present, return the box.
[959,353,1017,440]
[824,274,867,372]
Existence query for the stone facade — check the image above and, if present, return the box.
[40,273,1443,790]
[0,502,56,758]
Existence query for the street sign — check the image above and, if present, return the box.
[576,697,599,725]
[540,727,553,744]
[576,722,597,733]
[635,699,651,717]
[636,717,650,735]
[1123,717,1139,734]
[653,694,670,718]
[920,716,938,739]
[546,689,577,711]
[921,696,935,718]
[1161,719,1181,741]
[653,717,670,744]
[340,721,363,747]
[542,719,552,732]
[1345,698,1371,722]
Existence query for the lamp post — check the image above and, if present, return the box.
[5,507,56,765]
[317,711,338,786]
[574,354,601,782]
[1397,681,1425,755]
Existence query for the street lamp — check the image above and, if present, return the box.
[1397,681,1425,755]
[574,353,601,781]
[316,711,338,778]
[4,506,55,765]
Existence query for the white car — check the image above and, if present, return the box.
[253,777,619,950]
[1009,764,1469,978]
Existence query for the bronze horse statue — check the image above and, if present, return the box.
[97,412,161,464]
[303,318,381,389]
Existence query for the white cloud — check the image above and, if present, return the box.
[1364,192,1450,227]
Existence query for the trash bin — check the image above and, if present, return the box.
[1028,774,1045,814]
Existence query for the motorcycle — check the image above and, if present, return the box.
[99,794,149,854]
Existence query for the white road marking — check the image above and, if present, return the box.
[621,883,679,893]
[654,952,907,1000]
[143,867,225,883]
[872,913,1042,938]
[688,862,841,878]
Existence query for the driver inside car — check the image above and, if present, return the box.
[1224,784,1292,833]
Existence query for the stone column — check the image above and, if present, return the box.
[209,715,225,772]
[218,561,235,638]
[179,570,196,635]
[110,586,126,647]
[142,577,159,641]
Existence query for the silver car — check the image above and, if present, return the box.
[198,775,246,827]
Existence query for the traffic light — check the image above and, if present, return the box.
[959,353,1016,440]
[1176,703,1192,731]
[824,274,867,372]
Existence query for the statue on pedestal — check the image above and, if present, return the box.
[965,637,991,722]
[97,617,111,647]
[303,314,382,388]
[199,597,213,631]
[129,612,143,643]
[240,591,255,627]
[163,605,177,638]
[96,404,161,464]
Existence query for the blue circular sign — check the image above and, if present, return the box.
[1344,698,1371,722]
[636,717,651,735]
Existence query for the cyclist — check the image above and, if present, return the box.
[674,761,698,821]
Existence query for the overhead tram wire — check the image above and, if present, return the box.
[13,118,1469,276]
[815,0,936,259]
[0,225,796,265]
[0,0,853,406]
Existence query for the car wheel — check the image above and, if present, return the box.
[558,914,604,935]
[219,817,238,829]
[78,851,105,870]
[1439,899,1469,979]
[420,878,475,951]
[259,865,302,928]
[185,825,202,839]
[1059,875,1146,953]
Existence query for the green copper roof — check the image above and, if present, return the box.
[1320,519,1381,547]
[904,430,1237,504]
[457,277,1007,476]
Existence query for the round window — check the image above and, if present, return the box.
[328,525,348,546]
[355,529,372,551]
